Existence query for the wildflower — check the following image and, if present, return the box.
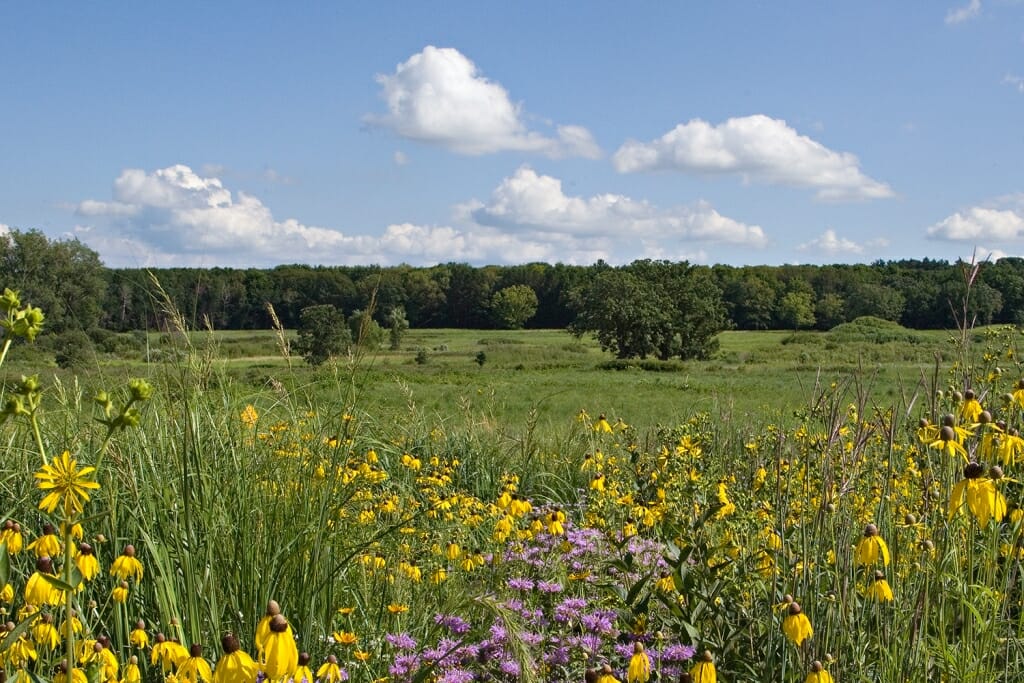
[928,418,971,459]
[387,603,408,614]
[28,523,60,558]
[256,600,282,656]
[24,556,61,606]
[293,653,315,683]
[261,614,298,681]
[596,663,621,683]
[960,389,984,423]
[121,655,142,683]
[130,620,149,649]
[76,542,100,580]
[96,641,121,682]
[110,545,144,582]
[782,602,813,646]
[213,634,257,683]
[112,581,130,603]
[240,405,259,427]
[178,644,213,683]
[32,614,60,650]
[714,480,736,518]
[805,660,834,683]
[1,582,13,602]
[35,450,100,517]
[332,632,357,646]
[54,662,88,683]
[866,570,894,603]
[594,415,613,433]
[690,651,717,683]
[854,524,891,566]
[316,655,344,683]
[352,651,370,662]
[152,633,189,672]
[626,642,651,683]
[949,462,1007,528]
[2,519,24,554]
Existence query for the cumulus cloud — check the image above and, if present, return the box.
[946,0,981,25]
[367,46,600,158]
[797,229,889,256]
[926,197,1024,241]
[612,114,894,201]
[74,164,561,267]
[466,166,767,253]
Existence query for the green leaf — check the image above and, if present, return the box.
[625,574,650,607]
[41,566,83,593]
[0,540,9,586]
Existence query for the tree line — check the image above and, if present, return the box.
[3,228,1021,361]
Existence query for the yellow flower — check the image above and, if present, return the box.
[31,615,60,650]
[626,643,651,683]
[1,582,13,602]
[316,656,344,683]
[261,614,298,681]
[110,545,144,582]
[112,581,130,604]
[130,621,150,649]
[1,520,24,554]
[240,404,259,427]
[255,600,282,657]
[854,524,890,566]
[178,645,213,683]
[353,650,371,662]
[54,666,88,683]
[121,656,142,683]
[76,543,100,580]
[782,602,813,646]
[805,660,834,683]
[151,634,189,671]
[332,631,358,646]
[35,450,100,517]
[594,415,613,433]
[949,463,1007,528]
[387,603,408,614]
[866,570,894,603]
[213,635,257,683]
[690,651,717,683]
[24,558,62,606]
[26,528,59,557]
[959,390,983,423]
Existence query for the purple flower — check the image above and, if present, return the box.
[660,643,697,662]
[536,580,563,593]
[437,668,474,683]
[385,632,418,650]
[507,577,535,591]
[498,659,521,677]
[543,646,570,667]
[389,653,422,678]
[434,613,471,635]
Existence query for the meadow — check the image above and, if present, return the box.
[3,299,1023,683]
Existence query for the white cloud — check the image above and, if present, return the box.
[976,246,1008,261]
[367,46,600,158]
[612,114,894,201]
[946,0,981,24]
[797,229,890,256]
[1005,74,1024,93]
[467,166,767,250]
[927,203,1024,241]
[72,164,590,267]
[393,151,409,166]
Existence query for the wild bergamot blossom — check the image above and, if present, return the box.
[35,450,100,517]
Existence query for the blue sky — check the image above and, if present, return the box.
[1,2,1022,268]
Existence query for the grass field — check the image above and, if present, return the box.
[5,313,1021,683]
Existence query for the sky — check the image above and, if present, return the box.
[1,2,1022,269]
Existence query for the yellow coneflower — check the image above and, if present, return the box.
[35,450,100,517]
[959,389,984,424]
[854,524,891,566]
[178,644,213,683]
[76,542,100,581]
[316,655,344,683]
[805,660,834,683]
[54,662,88,683]
[112,581,130,604]
[690,651,717,683]
[261,614,298,681]
[949,462,1007,528]
[31,614,60,650]
[121,655,142,683]
[1,519,24,554]
[27,523,59,557]
[1,582,13,602]
[626,642,651,683]
[212,634,257,683]
[292,653,314,683]
[782,602,813,646]
[96,641,120,683]
[129,621,149,650]
[866,570,894,603]
[594,415,613,433]
[110,545,144,582]
[596,663,621,683]
[255,600,282,657]
[151,634,189,672]
[24,556,61,606]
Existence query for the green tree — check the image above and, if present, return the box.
[491,285,539,329]
[292,304,350,366]
[778,291,816,330]
[386,307,410,350]
[348,309,385,348]
[815,293,846,330]
[569,268,669,359]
